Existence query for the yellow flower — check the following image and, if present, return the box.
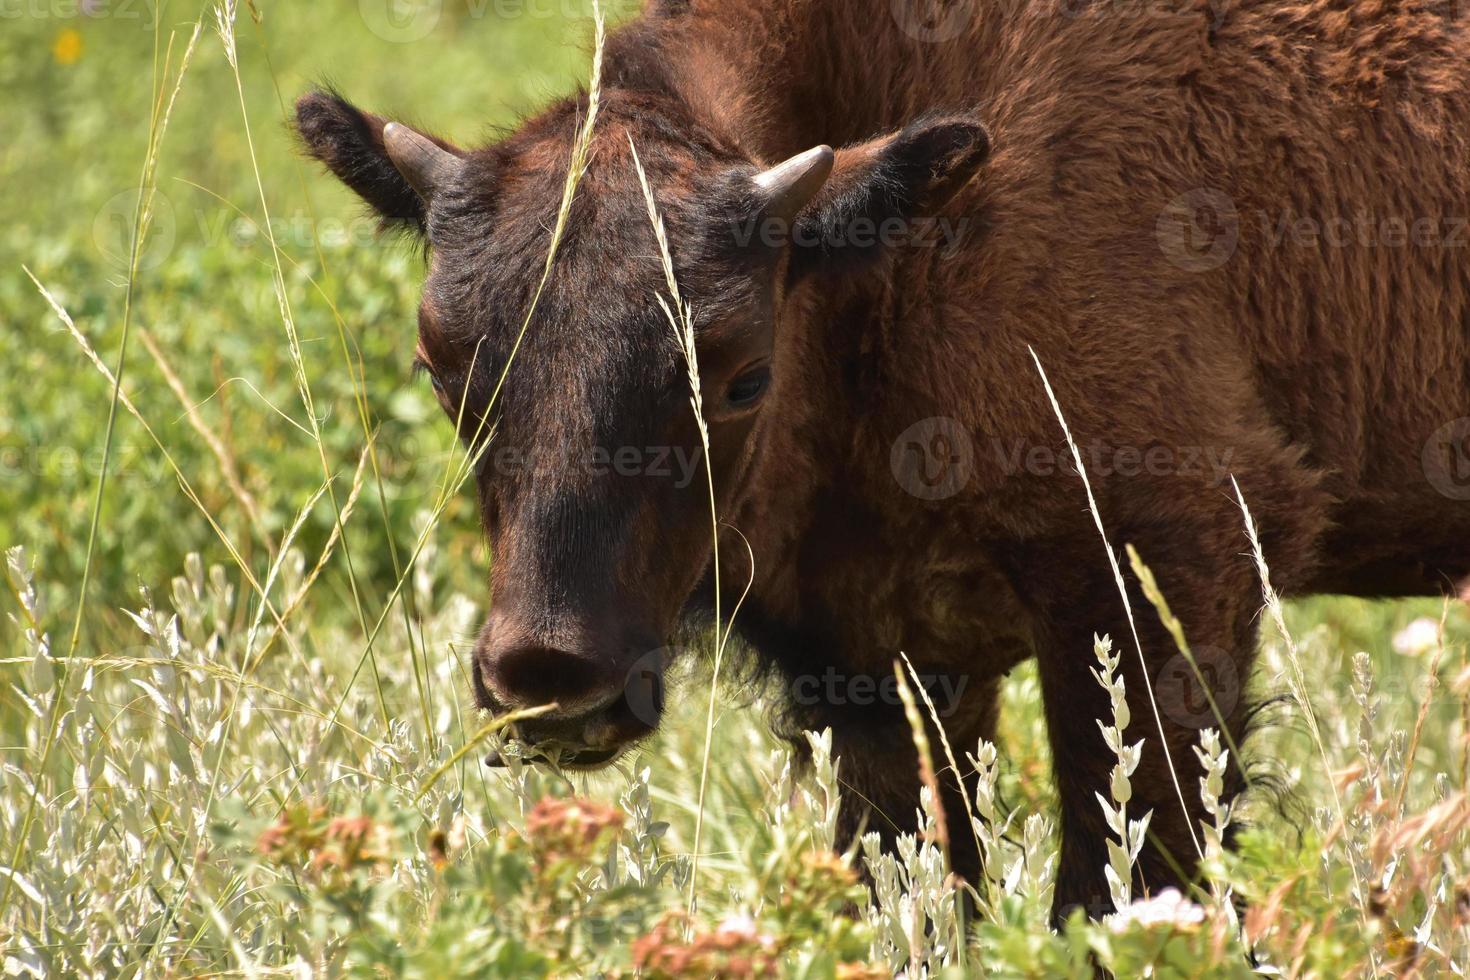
[52,28,83,66]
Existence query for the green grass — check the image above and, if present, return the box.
[3,2,1470,976]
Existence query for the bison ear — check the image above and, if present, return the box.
[294,89,463,231]
[784,115,990,280]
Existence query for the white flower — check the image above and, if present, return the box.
[1392,617,1441,657]
[1107,888,1208,932]
[714,911,760,941]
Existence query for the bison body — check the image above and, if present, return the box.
[299,0,1470,919]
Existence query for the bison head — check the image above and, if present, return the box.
[295,87,988,767]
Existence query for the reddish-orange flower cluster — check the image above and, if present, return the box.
[523,797,625,865]
[256,805,329,861]
[255,807,391,880]
[631,912,780,978]
[629,907,884,979]
[312,815,388,873]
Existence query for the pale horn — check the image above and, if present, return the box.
[383,121,463,205]
[753,145,835,226]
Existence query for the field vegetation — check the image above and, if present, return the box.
[2,2,1468,975]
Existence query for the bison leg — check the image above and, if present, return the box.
[1025,537,1259,925]
[825,676,1003,886]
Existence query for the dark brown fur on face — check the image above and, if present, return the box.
[297,0,1470,922]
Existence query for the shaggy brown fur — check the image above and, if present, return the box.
[296,0,1470,921]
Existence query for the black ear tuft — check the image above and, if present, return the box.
[785,113,991,281]
[295,89,434,229]
[887,116,991,209]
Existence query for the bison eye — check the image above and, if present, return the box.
[725,366,771,409]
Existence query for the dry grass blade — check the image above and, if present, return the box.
[1392,602,1449,818]
[626,133,731,920]
[136,326,268,547]
[900,651,983,886]
[894,658,949,857]
[24,270,303,653]
[1029,347,1202,861]
[1232,476,1378,969]
[2,14,205,919]
[415,705,557,802]
[1127,544,1249,779]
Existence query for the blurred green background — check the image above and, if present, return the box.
[3,6,1469,973]
[1,0,620,637]
[4,0,1464,669]
[2,0,1462,690]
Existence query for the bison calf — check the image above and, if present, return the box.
[297,0,1470,921]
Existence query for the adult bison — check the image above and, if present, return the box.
[296,0,1470,921]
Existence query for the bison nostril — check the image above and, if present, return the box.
[485,645,618,714]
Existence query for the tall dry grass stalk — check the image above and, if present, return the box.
[216,0,388,730]
[1029,348,1202,861]
[893,659,950,860]
[892,659,968,973]
[1231,481,1375,925]
[135,326,267,545]
[626,133,759,919]
[900,651,984,889]
[1128,544,1248,774]
[4,18,205,916]
[1393,603,1449,818]
[303,0,609,785]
